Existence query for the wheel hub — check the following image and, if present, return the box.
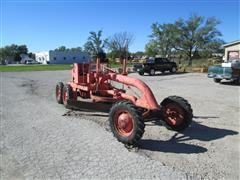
[114,111,134,137]
[118,113,131,129]
[63,91,68,103]
[164,104,184,126]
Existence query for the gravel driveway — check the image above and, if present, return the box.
[0,71,239,179]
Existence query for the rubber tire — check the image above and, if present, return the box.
[170,67,177,73]
[138,71,144,76]
[214,78,221,83]
[233,78,240,84]
[160,96,193,131]
[149,69,155,76]
[56,82,64,104]
[63,84,74,108]
[109,101,145,145]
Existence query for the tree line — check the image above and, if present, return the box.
[0,44,35,63]
[145,14,224,65]
[1,14,223,66]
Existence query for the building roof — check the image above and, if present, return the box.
[223,40,240,47]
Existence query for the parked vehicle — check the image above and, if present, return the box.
[138,57,177,75]
[25,60,41,64]
[208,59,240,84]
[132,63,143,72]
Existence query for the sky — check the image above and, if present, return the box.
[1,0,239,53]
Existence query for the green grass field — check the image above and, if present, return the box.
[0,64,72,72]
[0,63,134,72]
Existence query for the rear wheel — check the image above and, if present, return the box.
[170,67,177,73]
[149,69,155,76]
[56,82,64,104]
[62,84,76,108]
[138,71,144,76]
[160,96,193,131]
[109,101,145,145]
[233,78,240,84]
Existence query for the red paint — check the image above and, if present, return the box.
[68,58,159,111]
[114,109,134,137]
[164,103,184,126]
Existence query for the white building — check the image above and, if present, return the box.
[34,51,49,64]
[35,50,90,64]
[222,40,240,62]
[35,51,49,64]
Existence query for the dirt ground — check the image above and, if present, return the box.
[1,71,239,179]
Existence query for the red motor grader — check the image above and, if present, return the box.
[56,59,193,145]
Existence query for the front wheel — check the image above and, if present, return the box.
[109,101,145,145]
[160,96,193,131]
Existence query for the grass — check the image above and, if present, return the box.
[107,62,134,68]
[0,63,133,72]
[1,58,220,72]
[176,58,223,73]
[0,64,72,72]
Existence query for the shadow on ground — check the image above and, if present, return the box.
[140,117,238,154]
[141,72,188,76]
[219,81,240,86]
[139,135,207,154]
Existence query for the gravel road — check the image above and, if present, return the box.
[0,71,239,179]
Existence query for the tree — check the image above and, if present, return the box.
[15,45,28,61]
[0,48,5,64]
[147,23,178,57]
[133,51,144,57]
[70,47,82,52]
[174,14,222,65]
[145,40,159,57]
[84,30,106,59]
[146,14,223,65]
[55,46,67,51]
[106,31,134,62]
[28,52,36,60]
[106,51,118,60]
[0,44,29,62]
[4,44,18,58]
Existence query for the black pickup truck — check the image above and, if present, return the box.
[137,57,177,75]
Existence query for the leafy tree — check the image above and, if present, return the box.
[133,51,144,57]
[0,48,5,64]
[28,52,36,60]
[145,40,159,57]
[106,31,134,62]
[84,30,106,60]
[0,44,29,62]
[148,23,178,57]
[146,14,223,65]
[174,14,222,65]
[70,47,82,52]
[106,51,118,60]
[15,45,28,61]
[55,46,67,51]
